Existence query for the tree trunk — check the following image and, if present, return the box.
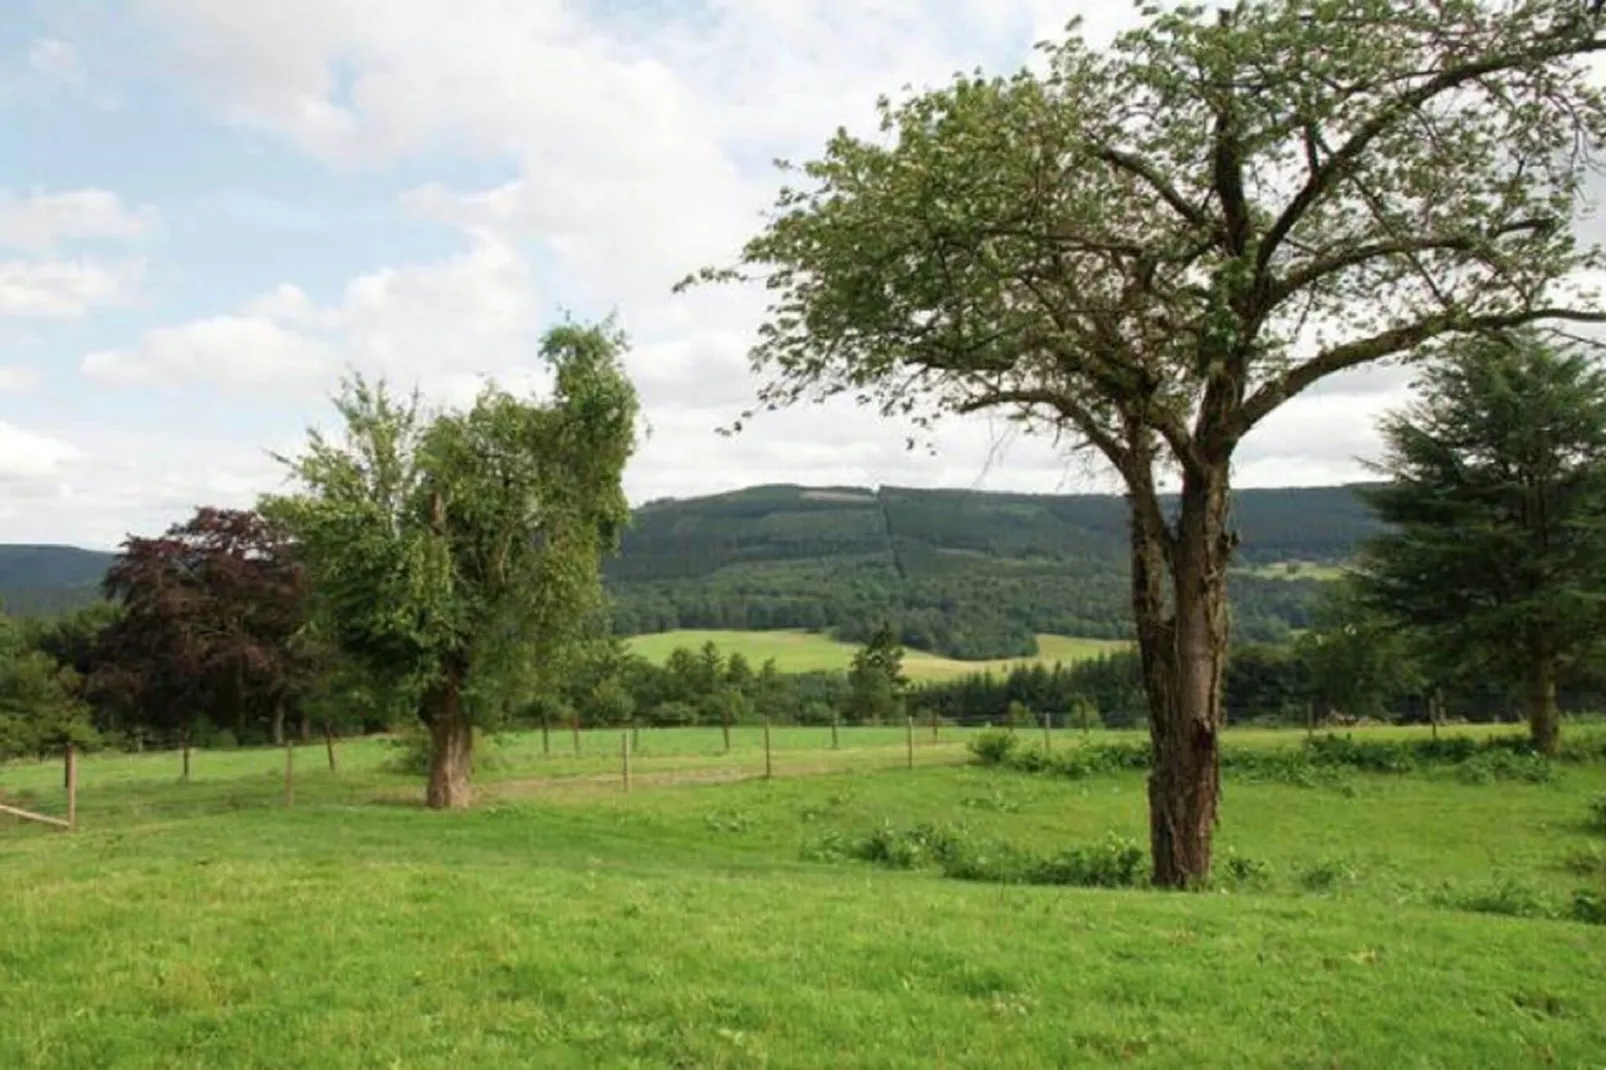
[1527,644,1560,757]
[324,719,339,774]
[1129,463,1233,889]
[422,661,473,810]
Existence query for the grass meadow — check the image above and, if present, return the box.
[2,723,1604,1068]
[624,629,1129,679]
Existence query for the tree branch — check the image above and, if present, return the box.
[1235,306,1606,436]
[1268,219,1558,308]
[956,388,1129,472]
[1256,32,1606,278]
[1096,147,1209,230]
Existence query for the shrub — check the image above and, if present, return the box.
[1219,850,1274,890]
[851,821,970,870]
[1297,856,1360,893]
[968,728,1018,766]
[1435,878,1553,920]
[383,724,507,775]
[1454,749,1553,785]
[1559,843,1605,879]
[1588,795,1606,833]
[1020,834,1146,888]
[1568,887,1606,925]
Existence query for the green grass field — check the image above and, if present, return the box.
[3,725,1604,1068]
[624,629,1128,679]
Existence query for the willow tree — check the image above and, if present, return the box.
[683,1,1606,885]
[264,323,638,808]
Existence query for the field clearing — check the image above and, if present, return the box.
[624,629,1129,678]
[3,724,1604,1067]
[1236,560,1347,581]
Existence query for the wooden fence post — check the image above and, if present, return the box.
[65,743,77,830]
[571,713,582,756]
[830,713,839,751]
[621,732,631,794]
[906,716,914,770]
[632,720,640,754]
[182,733,192,783]
[284,739,295,809]
[1042,713,1052,753]
[324,720,339,773]
[541,714,551,757]
[763,717,773,780]
[722,706,732,755]
[930,709,939,743]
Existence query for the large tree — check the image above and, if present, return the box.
[1356,333,1606,754]
[263,322,638,809]
[684,0,1606,884]
[92,507,305,749]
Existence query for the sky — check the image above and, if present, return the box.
[0,0,1556,549]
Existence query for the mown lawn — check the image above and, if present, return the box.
[2,725,1603,1068]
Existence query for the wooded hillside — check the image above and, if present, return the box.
[0,483,1381,657]
[604,483,1382,657]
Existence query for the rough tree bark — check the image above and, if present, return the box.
[1129,461,1234,888]
[423,658,473,810]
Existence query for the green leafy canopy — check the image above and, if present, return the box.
[261,321,640,720]
[682,0,1606,487]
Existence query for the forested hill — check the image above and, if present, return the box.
[604,483,1383,658]
[0,545,115,616]
[0,483,1381,658]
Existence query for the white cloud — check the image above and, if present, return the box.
[0,188,157,252]
[0,421,80,482]
[27,38,84,87]
[0,258,145,318]
[84,314,337,390]
[85,230,538,395]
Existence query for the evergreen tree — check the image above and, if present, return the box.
[1356,334,1606,754]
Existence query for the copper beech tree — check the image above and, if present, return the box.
[683,0,1606,885]
[263,323,637,809]
[93,507,305,753]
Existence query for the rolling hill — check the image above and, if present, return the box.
[0,483,1383,657]
[0,545,114,616]
[602,483,1382,657]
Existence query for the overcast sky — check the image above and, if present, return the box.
[0,0,1517,548]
